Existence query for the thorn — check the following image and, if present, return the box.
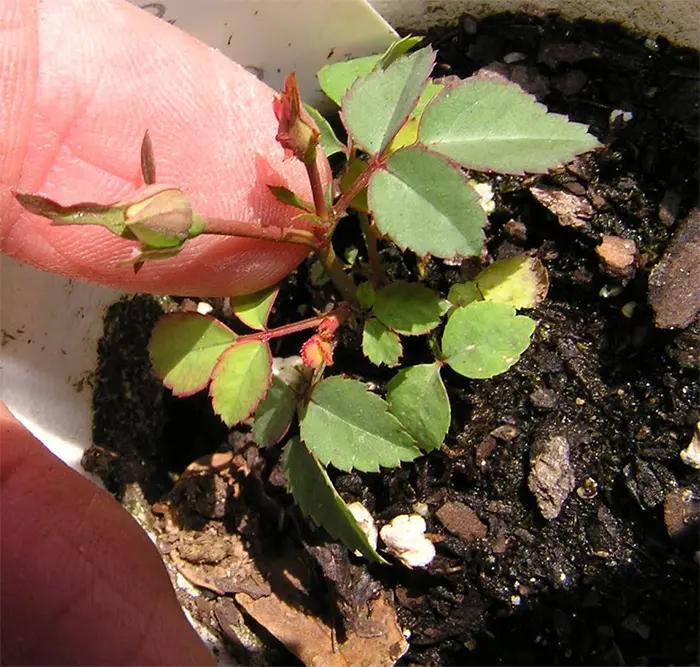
[140,130,156,185]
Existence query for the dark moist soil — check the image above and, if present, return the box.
[84,12,699,667]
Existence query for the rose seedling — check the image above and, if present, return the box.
[16,37,600,562]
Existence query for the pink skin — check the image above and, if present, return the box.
[0,0,331,663]
[1,0,325,297]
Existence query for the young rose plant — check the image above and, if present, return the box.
[16,37,600,563]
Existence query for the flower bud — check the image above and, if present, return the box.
[123,185,195,249]
[273,73,320,164]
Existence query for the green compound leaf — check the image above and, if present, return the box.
[300,376,420,472]
[377,35,423,69]
[447,281,482,308]
[442,301,536,379]
[304,104,346,158]
[342,47,434,155]
[418,75,602,174]
[318,54,379,106]
[317,36,423,107]
[387,363,450,452]
[373,281,446,335]
[369,146,487,259]
[476,256,549,309]
[149,313,237,396]
[362,318,403,367]
[230,285,279,331]
[387,80,445,152]
[283,438,386,563]
[210,340,272,427]
[253,375,297,446]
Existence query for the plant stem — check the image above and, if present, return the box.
[333,156,381,220]
[240,303,350,343]
[359,212,386,286]
[203,216,319,248]
[305,157,329,221]
[315,241,357,303]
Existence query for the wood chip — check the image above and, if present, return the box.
[236,591,408,667]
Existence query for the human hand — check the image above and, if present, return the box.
[1,0,320,297]
[0,0,322,663]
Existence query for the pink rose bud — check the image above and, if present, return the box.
[273,73,320,165]
[123,185,202,249]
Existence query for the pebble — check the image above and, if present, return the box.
[528,433,575,520]
[679,422,700,469]
[436,501,488,542]
[648,208,700,328]
[663,488,699,543]
[595,235,637,278]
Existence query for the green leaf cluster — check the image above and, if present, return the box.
[148,38,599,564]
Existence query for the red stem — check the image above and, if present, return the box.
[238,303,350,343]
[203,216,319,248]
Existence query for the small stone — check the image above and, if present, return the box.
[461,14,478,35]
[680,422,700,469]
[528,433,575,520]
[436,501,488,542]
[659,189,681,227]
[576,477,599,500]
[503,51,527,64]
[648,208,700,329]
[596,235,637,278]
[552,69,588,96]
[664,488,699,543]
[530,185,594,230]
[531,387,558,409]
[504,219,528,242]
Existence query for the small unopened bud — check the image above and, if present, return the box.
[123,185,196,249]
[301,334,335,369]
[273,73,320,164]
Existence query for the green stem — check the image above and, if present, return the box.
[315,241,357,303]
[359,212,386,286]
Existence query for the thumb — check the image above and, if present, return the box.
[1,0,321,297]
[0,402,214,665]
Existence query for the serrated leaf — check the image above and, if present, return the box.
[386,81,445,153]
[318,54,380,106]
[418,76,602,174]
[377,35,423,69]
[356,282,376,309]
[442,301,536,379]
[230,285,279,331]
[363,318,403,366]
[447,281,482,307]
[476,256,549,309]
[300,376,420,472]
[304,104,346,158]
[210,340,272,426]
[373,282,445,335]
[267,185,314,213]
[369,147,487,259]
[387,364,450,452]
[283,438,386,563]
[149,313,237,396]
[342,47,434,155]
[253,375,297,446]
